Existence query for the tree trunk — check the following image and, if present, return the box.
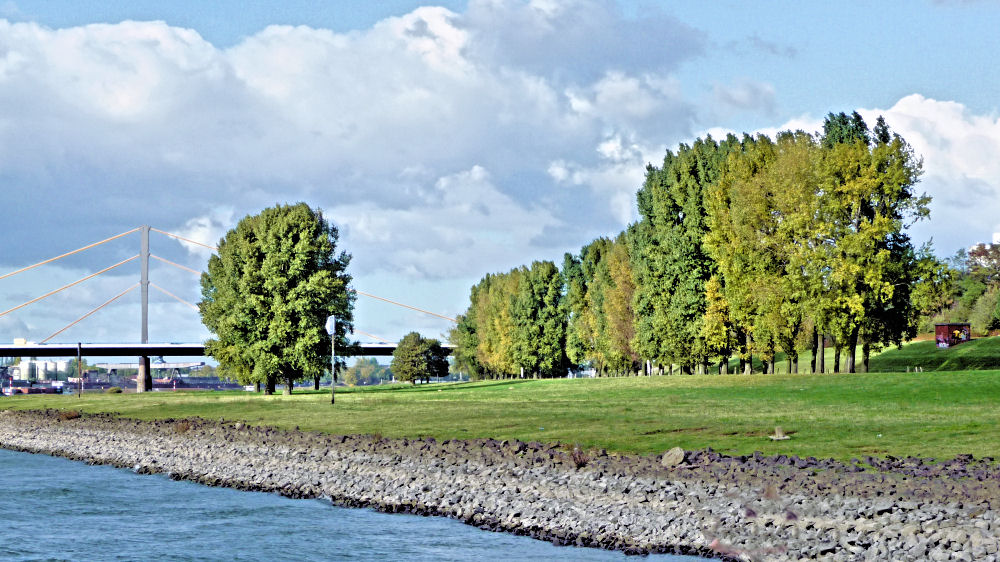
[817,332,825,374]
[846,326,859,373]
[743,332,753,374]
[313,375,320,390]
[810,326,818,373]
[265,376,276,395]
[283,375,293,395]
[862,341,871,373]
[790,352,798,374]
[718,360,726,375]
[833,345,841,374]
[255,381,261,393]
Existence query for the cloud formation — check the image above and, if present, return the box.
[0,1,701,343]
[0,2,996,346]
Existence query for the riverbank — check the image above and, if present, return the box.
[1,409,997,560]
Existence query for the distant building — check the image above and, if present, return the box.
[10,359,69,381]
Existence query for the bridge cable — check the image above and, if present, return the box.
[150,282,200,312]
[151,230,456,323]
[352,290,457,323]
[150,228,218,252]
[353,329,391,344]
[41,284,139,343]
[150,254,201,276]
[0,255,139,320]
[0,227,140,283]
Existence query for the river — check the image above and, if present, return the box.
[0,449,701,561]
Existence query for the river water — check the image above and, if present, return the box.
[0,449,701,561]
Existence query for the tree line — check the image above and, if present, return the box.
[451,112,951,378]
[929,243,1000,335]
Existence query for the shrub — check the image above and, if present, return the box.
[105,386,123,394]
[570,446,590,468]
[59,410,81,421]
[174,421,191,433]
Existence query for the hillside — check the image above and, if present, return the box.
[868,336,1000,372]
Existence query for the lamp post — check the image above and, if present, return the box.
[325,316,336,404]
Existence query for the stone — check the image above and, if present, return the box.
[661,447,685,467]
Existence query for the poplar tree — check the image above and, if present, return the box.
[632,137,736,372]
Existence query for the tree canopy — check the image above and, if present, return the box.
[199,203,354,394]
[390,331,449,384]
[452,111,943,375]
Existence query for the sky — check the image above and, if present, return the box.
[1,0,999,350]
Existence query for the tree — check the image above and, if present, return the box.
[817,115,927,372]
[967,243,1000,285]
[633,136,738,373]
[199,203,355,395]
[391,331,449,384]
[342,357,391,386]
[510,261,569,378]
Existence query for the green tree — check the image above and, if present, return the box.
[632,136,738,373]
[818,115,927,372]
[448,312,481,379]
[342,357,391,386]
[391,331,449,384]
[969,286,1000,336]
[199,203,355,395]
[510,260,569,378]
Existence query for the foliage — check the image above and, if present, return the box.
[199,203,355,395]
[105,386,123,394]
[632,136,738,371]
[390,332,449,384]
[451,261,568,378]
[455,110,932,375]
[342,358,392,386]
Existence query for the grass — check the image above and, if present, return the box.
[718,335,1000,374]
[868,336,1000,372]
[4,371,1000,461]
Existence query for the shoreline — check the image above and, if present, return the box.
[0,409,997,560]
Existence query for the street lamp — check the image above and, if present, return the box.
[325,316,336,404]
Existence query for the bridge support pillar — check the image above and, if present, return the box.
[137,356,151,392]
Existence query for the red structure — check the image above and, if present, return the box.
[935,323,971,348]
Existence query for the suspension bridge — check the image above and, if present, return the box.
[0,226,456,390]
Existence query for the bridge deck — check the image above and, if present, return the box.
[0,342,449,358]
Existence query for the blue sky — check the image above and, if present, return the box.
[0,0,998,348]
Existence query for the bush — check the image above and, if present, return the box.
[174,421,191,433]
[105,386,123,394]
[58,410,81,421]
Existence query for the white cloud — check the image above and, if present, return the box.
[173,209,233,257]
[332,165,560,279]
[712,78,777,115]
[868,95,1000,251]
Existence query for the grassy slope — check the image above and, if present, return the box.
[719,335,1000,374]
[868,336,1000,372]
[3,371,1000,461]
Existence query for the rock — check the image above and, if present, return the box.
[661,447,685,467]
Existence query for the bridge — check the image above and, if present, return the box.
[0,226,456,390]
[0,342,412,358]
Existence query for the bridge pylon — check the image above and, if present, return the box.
[137,225,152,392]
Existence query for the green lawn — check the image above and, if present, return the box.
[4,371,1000,462]
[719,335,1000,374]
[868,336,1000,372]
